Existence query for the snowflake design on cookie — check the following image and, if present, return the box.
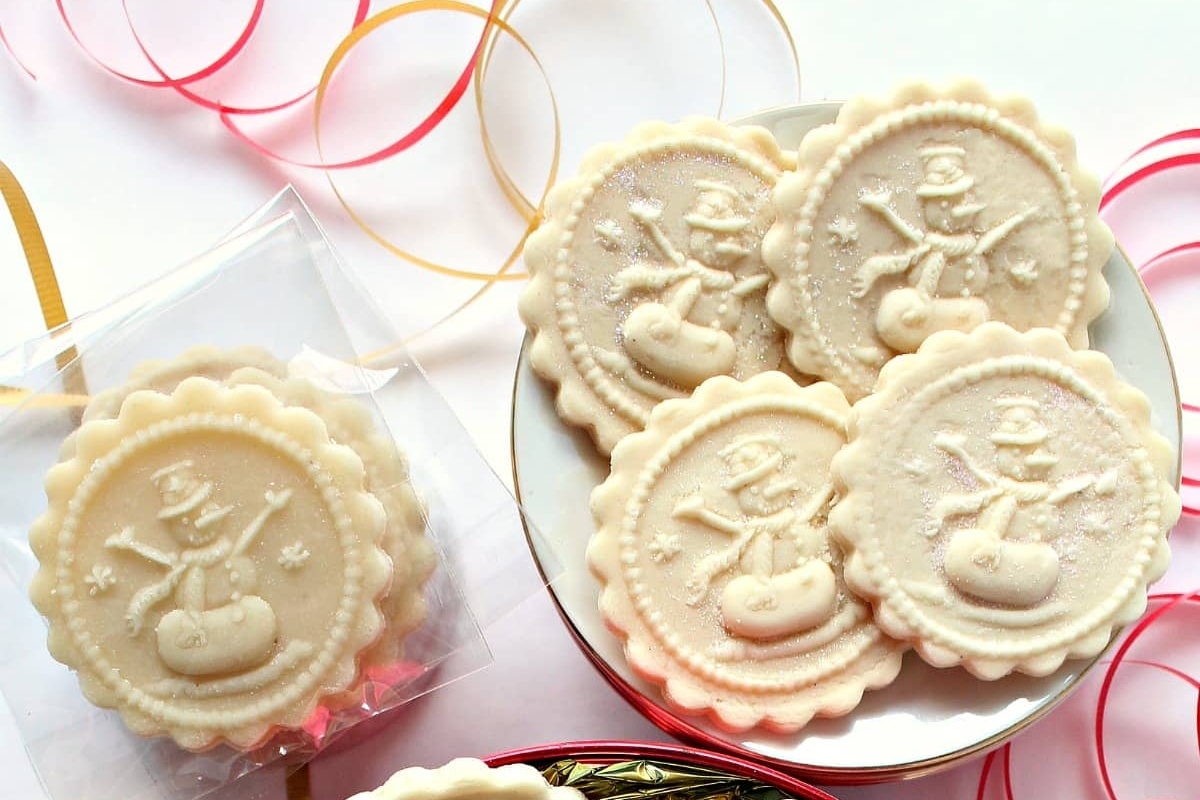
[827,216,858,245]
[84,565,116,596]
[647,532,682,563]
[278,540,312,570]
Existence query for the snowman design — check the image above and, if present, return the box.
[671,436,837,640]
[104,460,300,678]
[850,145,1039,353]
[927,398,1117,607]
[605,180,770,390]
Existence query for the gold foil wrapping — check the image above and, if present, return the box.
[538,758,791,800]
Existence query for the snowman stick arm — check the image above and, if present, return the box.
[863,199,924,243]
[233,495,287,557]
[933,435,998,486]
[974,207,1036,255]
[105,528,175,567]
[633,212,686,267]
[673,504,741,536]
[1047,470,1115,504]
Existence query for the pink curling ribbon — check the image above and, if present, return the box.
[975,593,1200,799]
[1100,130,1200,515]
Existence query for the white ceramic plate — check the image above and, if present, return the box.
[510,103,1182,783]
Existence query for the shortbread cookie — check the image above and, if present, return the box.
[65,349,433,686]
[29,377,392,750]
[348,758,584,800]
[520,118,798,454]
[830,323,1179,679]
[80,345,287,424]
[225,367,433,690]
[763,80,1112,400]
[589,372,905,731]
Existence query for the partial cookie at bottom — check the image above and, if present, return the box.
[348,758,584,800]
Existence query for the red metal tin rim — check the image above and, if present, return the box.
[484,740,838,800]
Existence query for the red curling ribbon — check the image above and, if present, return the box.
[1100,152,1200,214]
[1100,133,1200,515]
[1000,745,1015,800]
[56,0,265,88]
[974,593,1200,799]
[119,0,373,116]
[219,0,503,170]
[975,745,1015,800]
[1094,591,1200,800]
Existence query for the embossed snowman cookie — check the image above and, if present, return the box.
[29,377,393,750]
[763,80,1112,399]
[348,758,584,800]
[60,348,434,701]
[830,323,1179,679]
[589,372,905,731]
[520,118,798,454]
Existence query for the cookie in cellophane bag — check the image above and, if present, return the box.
[28,375,398,751]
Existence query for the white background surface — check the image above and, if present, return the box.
[3,2,1200,799]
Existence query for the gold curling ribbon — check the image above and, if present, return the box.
[348,0,801,365]
[315,1,547,285]
[474,0,801,226]
[340,0,799,365]
[0,160,87,407]
[315,0,561,369]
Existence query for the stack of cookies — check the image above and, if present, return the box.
[519,80,1181,732]
[28,346,434,751]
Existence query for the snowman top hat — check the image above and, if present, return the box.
[151,460,233,529]
[916,144,975,197]
[720,435,784,491]
[684,180,753,234]
[990,397,1050,446]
